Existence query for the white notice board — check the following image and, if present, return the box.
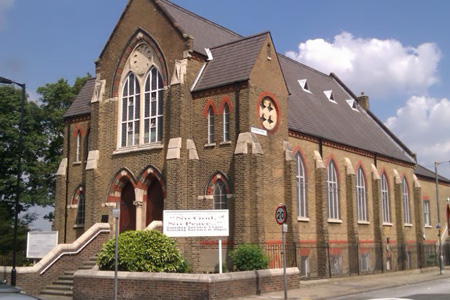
[163,210,229,237]
[27,231,58,259]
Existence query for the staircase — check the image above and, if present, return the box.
[39,255,97,300]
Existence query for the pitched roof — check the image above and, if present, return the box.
[64,77,96,119]
[192,32,268,92]
[415,164,450,183]
[279,55,415,164]
[157,0,242,56]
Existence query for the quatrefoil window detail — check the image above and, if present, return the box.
[259,97,278,130]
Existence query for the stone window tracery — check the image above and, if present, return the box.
[327,159,339,220]
[356,166,368,222]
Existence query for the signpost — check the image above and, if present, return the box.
[112,205,120,300]
[275,204,288,300]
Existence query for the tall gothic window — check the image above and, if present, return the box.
[75,131,81,162]
[402,177,411,224]
[296,152,307,218]
[223,103,230,142]
[381,173,391,223]
[121,73,140,147]
[208,106,214,144]
[327,159,339,220]
[213,180,227,209]
[143,67,163,144]
[356,166,368,222]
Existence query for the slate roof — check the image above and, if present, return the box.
[279,55,415,163]
[192,32,268,92]
[157,0,242,56]
[64,77,96,119]
[415,164,450,183]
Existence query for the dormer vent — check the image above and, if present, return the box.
[324,90,336,103]
[205,48,213,61]
[346,99,358,111]
[298,79,311,93]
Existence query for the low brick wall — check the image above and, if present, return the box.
[73,267,300,300]
[0,223,111,296]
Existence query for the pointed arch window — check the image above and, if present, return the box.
[295,152,307,218]
[75,131,81,163]
[327,159,339,220]
[206,173,231,210]
[402,177,411,224]
[121,73,140,147]
[143,67,163,144]
[356,166,368,222]
[76,191,85,225]
[223,103,230,142]
[381,173,391,224]
[208,106,214,144]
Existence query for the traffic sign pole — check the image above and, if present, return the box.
[275,204,288,300]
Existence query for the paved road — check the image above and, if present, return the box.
[332,276,450,300]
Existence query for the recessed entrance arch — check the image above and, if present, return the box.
[146,179,164,226]
[120,181,136,232]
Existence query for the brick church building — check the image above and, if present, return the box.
[54,0,450,275]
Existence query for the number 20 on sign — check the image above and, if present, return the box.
[275,204,288,225]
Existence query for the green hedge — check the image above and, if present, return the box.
[230,243,268,271]
[97,230,190,273]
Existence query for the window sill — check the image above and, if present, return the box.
[358,221,370,225]
[327,219,342,224]
[383,222,393,227]
[67,205,78,209]
[73,161,82,166]
[219,141,232,146]
[297,217,310,222]
[404,223,413,227]
[73,224,84,229]
[113,143,163,155]
[424,225,433,228]
[204,143,216,148]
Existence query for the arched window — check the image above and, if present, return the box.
[121,73,140,147]
[75,131,81,162]
[143,67,163,143]
[402,177,411,224]
[381,173,390,223]
[223,103,230,142]
[295,152,307,218]
[213,180,227,209]
[208,106,214,144]
[76,190,85,225]
[356,166,368,222]
[327,159,339,220]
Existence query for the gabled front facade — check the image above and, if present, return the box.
[54,0,450,275]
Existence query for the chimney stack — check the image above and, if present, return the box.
[357,92,369,111]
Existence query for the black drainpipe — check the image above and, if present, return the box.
[318,137,323,158]
[63,121,71,243]
[235,82,240,138]
[374,153,378,167]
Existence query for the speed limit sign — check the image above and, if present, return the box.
[275,204,288,225]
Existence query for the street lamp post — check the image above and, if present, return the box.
[435,160,450,275]
[0,76,26,286]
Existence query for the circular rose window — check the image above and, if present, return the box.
[259,97,278,130]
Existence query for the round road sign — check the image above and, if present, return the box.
[275,204,288,225]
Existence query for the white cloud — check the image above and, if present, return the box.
[0,0,14,31]
[286,32,441,99]
[385,96,450,177]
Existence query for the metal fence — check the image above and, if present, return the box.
[264,241,450,279]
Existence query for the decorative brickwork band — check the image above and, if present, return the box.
[106,168,136,203]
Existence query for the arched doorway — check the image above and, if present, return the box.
[146,179,164,226]
[120,181,136,232]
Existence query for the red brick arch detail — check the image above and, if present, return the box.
[218,95,233,114]
[293,146,309,177]
[202,99,217,117]
[111,29,168,98]
[355,161,368,182]
[379,168,392,191]
[106,168,136,203]
[205,172,231,196]
[136,166,166,202]
[73,124,84,138]
[71,184,84,205]
[325,154,341,183]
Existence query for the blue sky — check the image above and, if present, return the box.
[2,0,450,229]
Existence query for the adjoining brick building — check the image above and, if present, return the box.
[54,0,450,275]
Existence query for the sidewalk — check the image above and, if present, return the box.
[231,267,450,300]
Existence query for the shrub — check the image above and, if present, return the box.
[97,230,190,273]
[230,243,268,271]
